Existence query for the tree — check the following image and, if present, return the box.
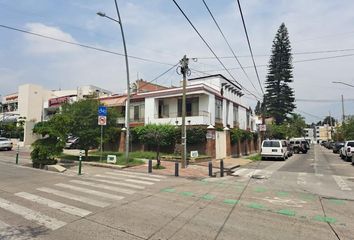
[254,101,261,115]
[322,116,336,126]
[60,99,119,160]
[340,116,354,140]
[133,124,176,168]
[264,23,295,124]
[286,113,306,137]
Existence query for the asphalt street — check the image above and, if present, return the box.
[0,144,353,240]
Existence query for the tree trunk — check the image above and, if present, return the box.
[85,149,89,161]
[156,144,161,168]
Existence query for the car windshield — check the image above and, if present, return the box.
[347,142,354,147]
[0,139,8,141]
[263,141,280,147]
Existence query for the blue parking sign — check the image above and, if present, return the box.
[98,106,107,116]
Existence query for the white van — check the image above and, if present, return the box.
[261,140,287,161]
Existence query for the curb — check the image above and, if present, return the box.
[82,161,128,169]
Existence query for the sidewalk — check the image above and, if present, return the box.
[127,157,253,179]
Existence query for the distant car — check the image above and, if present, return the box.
[342,140,354,162]
[289,138,308,154]
[0,137,13,151]
[261,140,287,161]
[65,137,79,149]
[333,142,344,154]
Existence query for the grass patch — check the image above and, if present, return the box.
[153,164,166,170]
[130,151,157,159]
[246,153,261,161]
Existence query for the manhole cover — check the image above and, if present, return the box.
[251,174,267,179]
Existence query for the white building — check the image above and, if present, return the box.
[128,74,254,130]
[0,84,111,146]
[304,128,315,143]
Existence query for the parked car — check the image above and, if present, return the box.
[332,142,344,154]
[65,137,79,149]
[283,140,293,158]
[289,138,308,154]
[261,140,287,161]
[0,137,13,151]
[342,140,354,162]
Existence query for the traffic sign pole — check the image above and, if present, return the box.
[100,125,103,162]
[78,150,82,175]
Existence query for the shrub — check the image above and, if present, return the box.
[31,137,62,168]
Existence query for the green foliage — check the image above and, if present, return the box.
[322,116,336,126]
[264,23,295,124]
[339,116,354,140]
[0,122,24,140]
[265,113,306,139]
[31,137,61,167]
[130,151,157,159]
[247,154,261,161]
[231,128,253,143]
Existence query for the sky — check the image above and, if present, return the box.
[0,0,354,124]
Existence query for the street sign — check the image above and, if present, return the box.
[98,116,107,126]
[259,124,267,132]
[107,155,117,164]
[98,106,107,116]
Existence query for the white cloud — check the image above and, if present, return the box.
[24,23,79,54]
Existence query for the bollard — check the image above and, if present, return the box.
[175,162,179,177]
[78,150,82,175]
[208,161,213,177]
[15,145,19,165]
[220,159,224,177]
[148,159,152,173]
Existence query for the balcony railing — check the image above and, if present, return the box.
[155,111,209,119]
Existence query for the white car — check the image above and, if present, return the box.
[261,140,287,161]
[0,137,13,151]
[342,140,354,162]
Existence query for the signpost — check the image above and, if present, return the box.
[98,106,107,162]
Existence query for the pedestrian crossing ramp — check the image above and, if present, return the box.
[0,170,166,238]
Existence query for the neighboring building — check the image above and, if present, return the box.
[0,84,111,146]
[315,124,333,142]
[304,128,315,143]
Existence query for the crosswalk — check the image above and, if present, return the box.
[0,170,166,238]
[231,167,354,192]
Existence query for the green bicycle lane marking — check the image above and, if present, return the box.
[314,215,337,224]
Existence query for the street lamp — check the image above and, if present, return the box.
[97,0,131,165]
[332,81,354,88]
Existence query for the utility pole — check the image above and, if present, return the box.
[341,94,345,123]
[178,55,190,168]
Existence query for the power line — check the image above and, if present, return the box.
[171,0,261,100]
[201,0,260,95]
[195,52,354,73]
[196,47,354,59]
[235,0,264,95]
[0,24,175,67]
[295,109,324,120]
[296,98,354,103]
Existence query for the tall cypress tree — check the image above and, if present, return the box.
[254,101,261,115]
[264,23,295,124]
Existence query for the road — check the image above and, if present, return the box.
[0,144,353,240]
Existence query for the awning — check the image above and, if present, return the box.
[100,96,127,107]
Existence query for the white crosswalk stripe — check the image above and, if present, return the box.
[91,176,145,189]
[70,180,136,194]
[55,183,124,200]
[333,175,352,191]
[0,197,66,230]
[115,170,166,179]
[104,172,155,185]
[37,187,110,208]
[106,172,161,182]
[15,192,91,217]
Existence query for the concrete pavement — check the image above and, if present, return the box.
[0,145,353,239]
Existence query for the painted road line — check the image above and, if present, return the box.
[118,171,166,179]
[106,172,161,182]
[105,172,155,185]
[70,180,136,195]
[333,175,352,191]
[55,183,124,201]
[37,187,110,208]
[297,172,307,185]
[93,175,145,189]
[0,197,66,230]
[15,192,91,218]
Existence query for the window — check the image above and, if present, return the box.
[233,105,239,125]
[263,141,280,147]
[215,98,222,122]
[158,100,169,118]
[178,97,199,117]
[246,111,251,128]
[130,102,144,122]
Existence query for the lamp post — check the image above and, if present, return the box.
[97,0,131,164]
[332,81,354,123]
